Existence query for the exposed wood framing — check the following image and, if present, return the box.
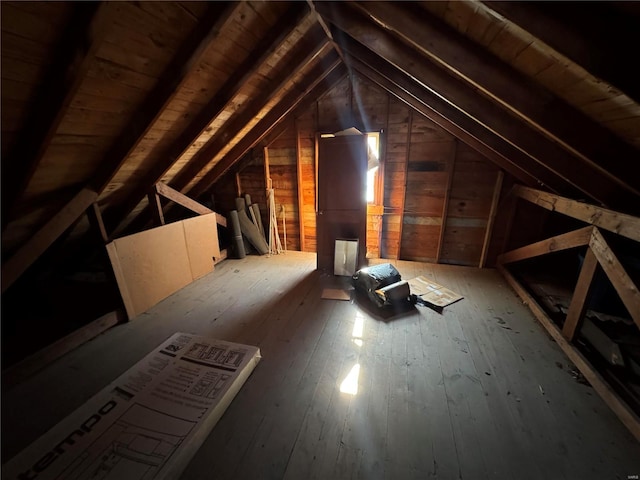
[103,4,311,232]
[147,191,165,227]
[589,228,640,328]
[562,247,599,340]
[318,4,635,208]
[396,109,413,260]
[479,171,504,268]
[1,3,239,289]
[2,188,98,293]
[87,202,109,244]
[514,185,640,242]
[2,3,109,225]
[498,263,640,442]
[436,140,457,263]
[155,182,227,228]
[497,226,594,265]
[295,120,306,251]
[189,58,345,198]
[344,47,561,193]
[482,1,640,104]
[355,2,639,197]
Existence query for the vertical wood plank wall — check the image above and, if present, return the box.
[211,73,510,266]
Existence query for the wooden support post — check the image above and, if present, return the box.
[479,170,504,268]
[148,191,165,226]
[397,109,413,260]
[236,172,242,198]
[264,146,271,192]
[562,247,599,340]
[589,228,640,328]
[87,202,109,244]
[436,140,457,263]
[295,119,306,251]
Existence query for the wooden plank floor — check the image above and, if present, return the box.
[3,252,640,479]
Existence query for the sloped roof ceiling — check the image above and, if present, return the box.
[2,1,639,290]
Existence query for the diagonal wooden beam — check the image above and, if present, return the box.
[589,228,640,328]
[102,5,314,233]
[353,1,639,197]
[497,226,594,265]
[121,58,345,236]
[562,247,599,341]
[513,185,640,242]
[2,188,98,293]
[2,2,110,227]
[317,3,637,210]
[187,56,346,198]
[481,1,640,104]
[169,28,329,195]
[154,182,226,227]
[344,45,558,192]
[1,3,238,291]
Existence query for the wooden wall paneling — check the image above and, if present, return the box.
[562,247,599,341]
[296,119,306,251]
[2,3,109,225]
[269,145,300,252]
[397,110,413,260]
[297,111,317,253]
[436,140,457,263]
[479,171,504,267]
[440,144,499,266]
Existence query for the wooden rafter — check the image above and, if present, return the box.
[2,2,109,226]
[318,4,637,210]
[354,1,639,197]
[189,57,345,198]
[169,29,329,194]
[481,1,640,104]
[103,10,319,233]
[479,171,504,268]
[1,2,238,289]
[344,48,560,192]
[513,185,640,242]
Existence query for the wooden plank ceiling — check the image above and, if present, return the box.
[2,1,639,289]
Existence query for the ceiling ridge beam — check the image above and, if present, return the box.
[318,8,638,211]
[2,2,110,227]
[352,1,639,196]
[1,2,238,292]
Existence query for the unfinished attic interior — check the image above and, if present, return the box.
[2,0,640,477]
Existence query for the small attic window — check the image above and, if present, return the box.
[366,132,380,204]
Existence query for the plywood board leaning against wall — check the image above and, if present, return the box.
[107,214,220,319]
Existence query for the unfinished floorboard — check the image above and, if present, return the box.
[2,253,639,480]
